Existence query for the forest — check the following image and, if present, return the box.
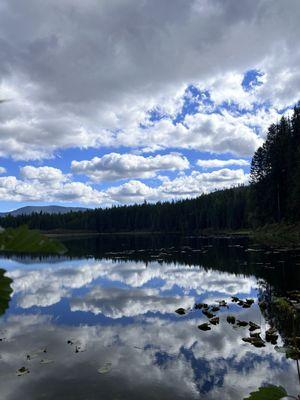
[1,105,300,233]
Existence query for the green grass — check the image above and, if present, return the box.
[0,225,67,254]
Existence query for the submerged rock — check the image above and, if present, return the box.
[175,308,186,315]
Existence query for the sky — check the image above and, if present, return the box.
[0,0,300,211]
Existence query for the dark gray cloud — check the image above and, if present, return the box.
[0,0,299,160]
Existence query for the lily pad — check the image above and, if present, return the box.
[40,359,54,364]
[98,362,112,374]
[17,366,29,376]
[243,385,287,400]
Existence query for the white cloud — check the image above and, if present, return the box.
[71,152,189,182]
[0,167,6,174]
[70,286,193,318]
[0,166,249,205]
[0,0,299,160]
[0,170,108,205]
[115,111,263,157]
[157,168,249,198]
[197,159,249,169]
[8,257,257,310]
[20,166,68,185]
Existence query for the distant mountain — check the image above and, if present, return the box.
[0,205,88,217]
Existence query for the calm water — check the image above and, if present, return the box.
[0,234,300,399]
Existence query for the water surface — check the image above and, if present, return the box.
[0,235,300,399]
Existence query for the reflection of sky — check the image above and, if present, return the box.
[1,257,258,322]
[0,313,298,400]
[0,256,299,399]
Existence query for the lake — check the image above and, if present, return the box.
[0,234,300,399]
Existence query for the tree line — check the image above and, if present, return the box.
[1,105,300,233]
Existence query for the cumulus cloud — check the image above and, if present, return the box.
[197,159,249,169]
[20,166,68,185]
[71,152,189,182]
[0,170,108,205]
[8,257,257,310]
[70,286,193,318]
[0,166,248,205]
[0,0,299,161]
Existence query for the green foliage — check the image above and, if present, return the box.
[0,268,13,316]
[0,186,251,233]
[251,105,300,224]
[0,225,67,254]
[244,385,287,400]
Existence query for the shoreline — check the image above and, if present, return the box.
[42,224,300,246]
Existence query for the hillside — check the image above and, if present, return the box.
[0,205,88,217]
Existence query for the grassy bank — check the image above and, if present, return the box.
[251,223,300,246]
[0,225,67,254]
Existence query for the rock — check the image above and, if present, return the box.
[232,296,239,302]
[246,299,255,305]
[209,317,219,325]
[252,338,266,348]
[242,337,265,348]
[211,306,220,312]
[198,323,211,331]
[203,310,215,319]
[265,327,278,343]
[250,332,262,339]
[242,303,251,308]
[266,327,277,335]
[175,308,186,315]
[249,322,260,331]
[236,320,248,327]
[195,303,204,309]
[227,315,236,324]
[219,300,227,307]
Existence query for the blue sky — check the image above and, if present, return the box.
[0,0,299,211]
